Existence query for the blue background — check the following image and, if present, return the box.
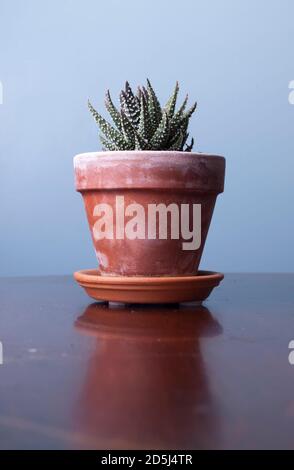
[0,0,293,275]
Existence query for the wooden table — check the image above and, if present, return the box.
[0,274,293,450]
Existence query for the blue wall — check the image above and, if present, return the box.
[0,0,293,275]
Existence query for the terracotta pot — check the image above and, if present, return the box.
[74,151,225,277]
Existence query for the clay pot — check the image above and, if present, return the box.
[74,151,225,277]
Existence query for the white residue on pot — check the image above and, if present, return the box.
[96,250,109,268]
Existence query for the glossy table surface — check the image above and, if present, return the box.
[0,274,294,450]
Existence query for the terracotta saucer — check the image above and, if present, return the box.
[74,269,224,304]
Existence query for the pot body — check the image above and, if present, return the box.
[74,151,225,277]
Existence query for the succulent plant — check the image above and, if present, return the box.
[88,79,196,152]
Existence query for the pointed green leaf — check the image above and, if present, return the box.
[168,130,184,150]
[120,82,140,127]
[142,86,149,103]
[138,94,152,140]
[185,137,194,152]
[88,100,127,149]
[150,111,170,150]
[146,78,162,133]
[136,130,148,149]
[135,135,141,150]
[169,95,189,133]
[164,81,179,117]
[136,86,142,106]
[182,132,189,149]
[178,94,188,115]
[184,101,197,120]
[120,111,135,148]
[169,99,196,137]
[99,134,120,151]
[104,90,122,130]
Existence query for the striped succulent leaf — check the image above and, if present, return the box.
[99,134,119,151]
[88,100,127,149]
[120,110,135,148]
[104,90,122,131]
[146,79,162,134]
[150,111,169,149]
[138,94,152,141]
[164,81,179,117]
[89,79,196,151]
[134,132,148,151]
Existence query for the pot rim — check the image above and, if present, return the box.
[74,150,226,193]
[74,150,225,164]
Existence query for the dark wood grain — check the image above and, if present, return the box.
[0,274,294,449]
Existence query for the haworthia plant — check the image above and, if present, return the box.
[88,79,196,151]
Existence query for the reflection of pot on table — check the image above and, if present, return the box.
[74,302,222,449]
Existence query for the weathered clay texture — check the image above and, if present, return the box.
[74,151,225,277]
